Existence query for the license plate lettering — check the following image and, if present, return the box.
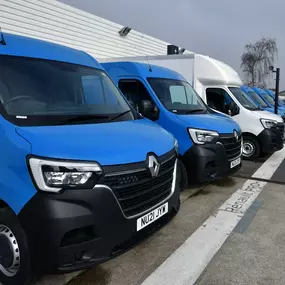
[231,157,241,168]
[137,203,168,231]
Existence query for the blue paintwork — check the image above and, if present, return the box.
[102,62,241,156]
[0,119,35,215]
[16,120,174,164]
[264,89,285,107]
[0,33,102,69]
[253,87,285,114]
[0,34,175,213]
[241,85,275,112]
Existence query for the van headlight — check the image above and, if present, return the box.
[188,128,219,144]
[260,119,277,129]
[28,157,102,193]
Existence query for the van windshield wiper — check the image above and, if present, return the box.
[185,109,206,114]
[60,114,109,124]
[108,110,132,122]
[248,107,261,111]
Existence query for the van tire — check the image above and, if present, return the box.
[0,208,33,285]
[178,159,188,191]
[242,136,260,160]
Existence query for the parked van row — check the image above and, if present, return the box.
[102,54,285,160]
[0,33,282,285]
[242,86,285,117]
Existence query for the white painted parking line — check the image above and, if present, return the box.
[141,148,285,285]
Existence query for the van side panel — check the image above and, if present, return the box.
[156,110,193,156]
[0,120,36,214]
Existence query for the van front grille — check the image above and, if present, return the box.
[101,150,176,217]
[218,133,242,161]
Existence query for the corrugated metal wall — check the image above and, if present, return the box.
[0,0,190,58]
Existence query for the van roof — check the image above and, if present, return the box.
[102,61,185,81]
[101,54,243,87]
[253,87,267,95]
[194,54,243,86]
[265,89,274,95]
[241,85,254,92]
[0,33,102,69]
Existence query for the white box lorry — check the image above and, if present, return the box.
[101,54,284,159]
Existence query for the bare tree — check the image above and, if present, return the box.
[241,38,277,88]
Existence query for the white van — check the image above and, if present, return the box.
[101,54,284,159]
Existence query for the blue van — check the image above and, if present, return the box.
[241,86,276,112]
[264,89,285,107]
[102,62,242,188]
[253,87,285,116]
[0,33,180,284]
[242,86,285,118]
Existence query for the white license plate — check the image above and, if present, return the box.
[137,202,168,231]
[230,157,241,168]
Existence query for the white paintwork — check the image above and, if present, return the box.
[101,54,283,137]
[141,147,285,285]
[100,54,240,91]
[0,0,191,58]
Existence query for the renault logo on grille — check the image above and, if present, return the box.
[233,130,238,142]
[148,155,160,177]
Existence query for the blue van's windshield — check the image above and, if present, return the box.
[148,78,207,114]
[0,55,134,126]
[248,91,268,108]
[262,93,276,106]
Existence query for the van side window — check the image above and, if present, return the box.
[118,80,155,113]
[206,88,235,115]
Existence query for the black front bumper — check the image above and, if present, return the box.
[18,184,180,273]
[258,128,284,153]
[180,144,241,185]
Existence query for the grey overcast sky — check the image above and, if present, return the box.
[60,0,285,89]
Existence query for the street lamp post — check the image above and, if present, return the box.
[269,66,280,115]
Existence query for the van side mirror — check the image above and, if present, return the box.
[230,103,240,116]
[140,100,159,121]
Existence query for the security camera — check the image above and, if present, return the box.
[269,66,274,71]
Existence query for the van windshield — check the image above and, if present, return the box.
[262,93,276,106]
[248,91,268,108]
[0,55,134,126]
[229,87,259,111]
[148,78,208,114]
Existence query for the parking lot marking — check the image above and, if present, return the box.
[141,148,285,285]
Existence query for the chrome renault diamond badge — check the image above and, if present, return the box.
[233,130,238,142]
[148,155,160,177]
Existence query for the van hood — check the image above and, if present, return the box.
[250,110,283,123]
[264,107,285,116]
[16,119,175,165]
[176,113,241,134]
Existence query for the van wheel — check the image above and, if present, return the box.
[0,208,33,285]
[242,136,260,160]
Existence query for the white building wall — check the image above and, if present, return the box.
[0,0,191,58]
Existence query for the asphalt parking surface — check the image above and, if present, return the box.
[32,149,285,285]
[196,181,285,285]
